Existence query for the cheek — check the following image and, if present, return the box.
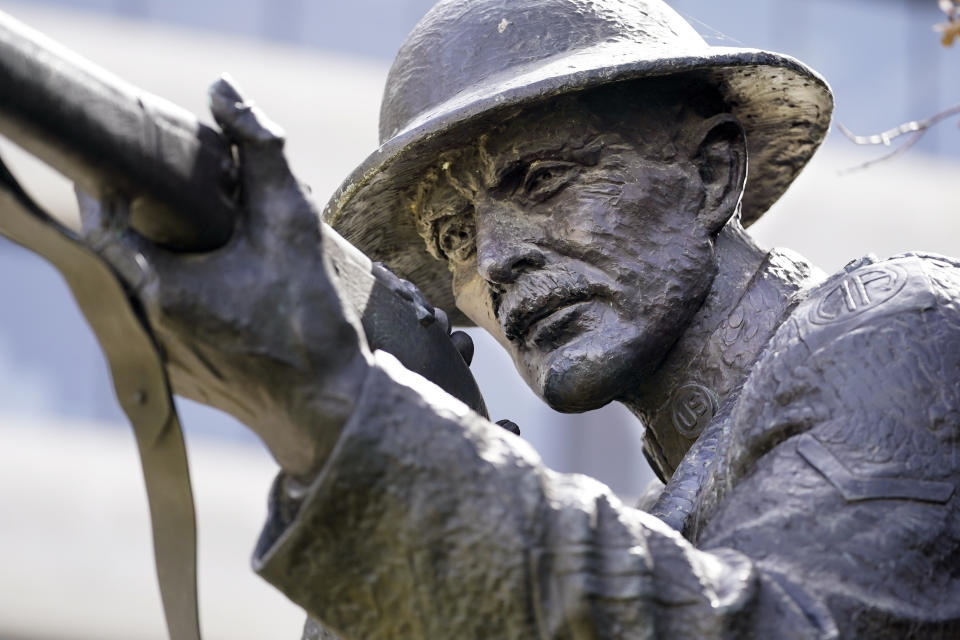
[450,265,507,345]
[621,232,716,329]
[557,167,694,272]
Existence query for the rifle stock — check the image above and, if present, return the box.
[0,9,486,416]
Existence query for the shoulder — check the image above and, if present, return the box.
[767,251,960,395]
[723,252,960,477]
[757,251,960,372]
[793,252,960,336]
[752,252,960,376]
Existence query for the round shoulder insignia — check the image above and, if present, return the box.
[811,264,908,325]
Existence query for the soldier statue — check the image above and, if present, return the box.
[20,0,960,637]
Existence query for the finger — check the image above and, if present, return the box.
[496,419,521,436]
[450,330,475,366]
[208,74,286,145]
[208,74,293,191]
[208,75,319,239]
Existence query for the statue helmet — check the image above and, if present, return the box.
[324,0,833,324]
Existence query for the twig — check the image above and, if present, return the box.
[837,103,960,174]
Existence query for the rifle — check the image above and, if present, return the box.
[0,10,486,640]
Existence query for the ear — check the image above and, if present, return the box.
[685,113,747,235]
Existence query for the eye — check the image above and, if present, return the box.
[522,160,578,202]
[437,215,476,263]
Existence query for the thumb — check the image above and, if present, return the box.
[208,74,296,203]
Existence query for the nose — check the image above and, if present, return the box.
[474,200,546,284]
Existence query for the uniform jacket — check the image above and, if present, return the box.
[255,252,960,639]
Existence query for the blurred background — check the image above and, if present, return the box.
[0,0,957,638]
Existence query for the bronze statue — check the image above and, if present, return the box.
[2,0,959,638]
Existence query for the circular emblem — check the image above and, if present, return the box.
[811,265,908,325]
[671,383,718,439]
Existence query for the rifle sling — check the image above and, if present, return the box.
[0,158,201,640]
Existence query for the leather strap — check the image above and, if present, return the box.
[0,158,201,640]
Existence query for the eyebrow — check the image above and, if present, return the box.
[487,139,604,191]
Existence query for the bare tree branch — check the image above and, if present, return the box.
[837,103,960,174]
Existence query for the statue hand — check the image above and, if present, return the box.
[77,75,370,479]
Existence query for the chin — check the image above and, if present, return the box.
[525,331,645,413]
[539,368,618,413]
[524,308,689,412]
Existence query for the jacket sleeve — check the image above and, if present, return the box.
[252,351,828,640]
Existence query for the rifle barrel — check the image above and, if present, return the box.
[0,10,235,250]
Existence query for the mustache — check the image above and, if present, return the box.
[498,267,603,342]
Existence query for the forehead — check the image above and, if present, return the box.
[414,86,693,217]
[450,94,679,181]
[481,99,607,162]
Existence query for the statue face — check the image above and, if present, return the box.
[418,100,723,412]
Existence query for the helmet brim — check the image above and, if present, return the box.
[324,44,833,326]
